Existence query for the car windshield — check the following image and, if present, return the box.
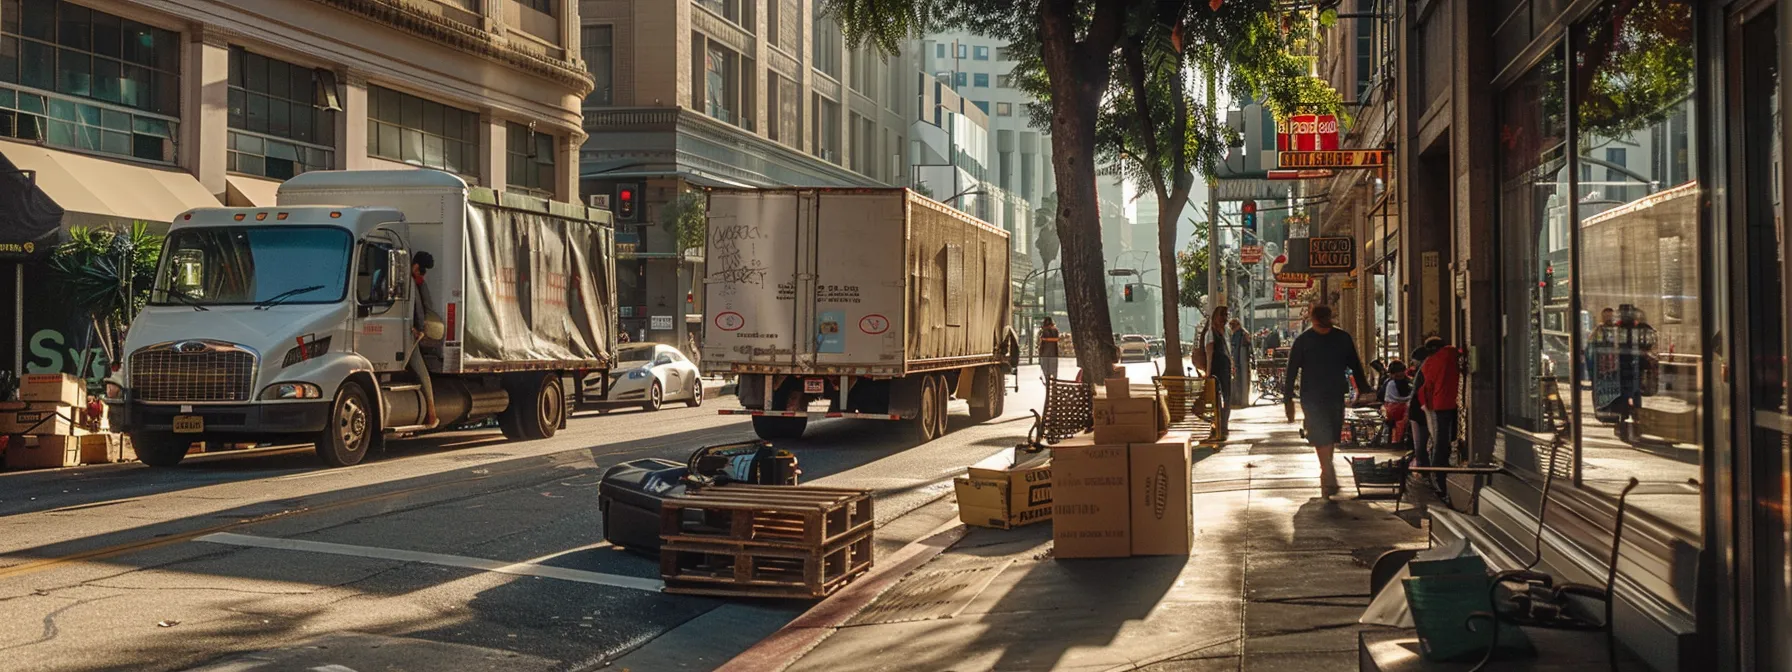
[616,345,657,363]
[1121,335,1147,343]
[151,226,353,306]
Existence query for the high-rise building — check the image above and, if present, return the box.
[0,0,592,377]
[579,0,916,344]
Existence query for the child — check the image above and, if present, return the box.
[1381,360,1413,445]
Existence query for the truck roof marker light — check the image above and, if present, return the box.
[255,212,268,221]
[277,212,289,220]
[330,211,342,219]
[182,213,191,220]
[234,213,246,221]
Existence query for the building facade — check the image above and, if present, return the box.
[1393,0,1791,669]
[578,0,913,346]
[0,0,592,378]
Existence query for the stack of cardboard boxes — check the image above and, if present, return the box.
[1051,375,1193,559]
[2,373,129,469]
[954,449,1053,529]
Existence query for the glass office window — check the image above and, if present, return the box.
[506,122,555,196]
[582,26,612,106]
[0,0,177,162]
[226,47,335,179]
[367,85,477,176]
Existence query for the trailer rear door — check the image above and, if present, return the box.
[704,191,808,369]
[812,192,907,371]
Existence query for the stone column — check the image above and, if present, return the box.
[558,133,581,203]
[480,113,507,190]
[1451,0,1498,462]
[338,69,369,170]
[185,27,231,200]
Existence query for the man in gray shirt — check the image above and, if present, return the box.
[1282,305,1369,497]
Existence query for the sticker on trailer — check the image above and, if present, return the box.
[859,314,890,335]
[715,311,745,331]
[804,379,825,394]
[817,310,845,353]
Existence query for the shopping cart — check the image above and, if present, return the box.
[1254,356,1287,404]
[1152,376,1217,436]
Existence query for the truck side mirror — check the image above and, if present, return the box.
[386,250,410,303]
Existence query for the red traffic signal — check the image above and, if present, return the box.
[617,185,638,220]
[1123,284,1135,302]
[1241,199,1257,233]
[1241,200,1257,215]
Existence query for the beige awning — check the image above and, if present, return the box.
[0,144,219,224]
[225,175,281,207]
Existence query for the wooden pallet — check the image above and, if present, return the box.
[659,484,874,549]
[660,528,874,599]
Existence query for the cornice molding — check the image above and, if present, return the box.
[308,0,593,96]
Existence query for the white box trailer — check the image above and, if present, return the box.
[107,170,616,467]
[702,188,1015,442]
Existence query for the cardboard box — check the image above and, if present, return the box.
[19,373,84,406]
[1051,437,1131,558]
[1093,397,1166,444]
[1130,431,1194,556]
[4,435,80,470]
[1105,377,1132,400]
[955,451,1053,529]
[79,433,123,464]
[5,406,79,436]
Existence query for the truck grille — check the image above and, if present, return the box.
[131,343,257,402]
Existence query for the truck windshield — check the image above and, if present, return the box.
[151,226,353,306]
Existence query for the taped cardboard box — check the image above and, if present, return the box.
[954,450,1053,529]
[1051,437,1131,558]
[1130,431,1194,556]
[5,435,80,470]
[19,373,84,406]
[79,434,125,464]
[5,406,82,436]
[1093,397,1167,444]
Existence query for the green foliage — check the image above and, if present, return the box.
[1033,192,1060,265]
[45,222,162,362]
[1574,0,1693,141]
[1177,236,1208,307]
[660,189,708,254]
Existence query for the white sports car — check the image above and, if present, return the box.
[1118,334,1153,363]
[592,343,704,411]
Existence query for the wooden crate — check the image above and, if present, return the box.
[659,484,874,549]
[660,528,874,599]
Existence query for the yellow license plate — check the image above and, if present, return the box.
[172,415,204,433]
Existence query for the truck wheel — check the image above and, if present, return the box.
[686,380,704,408]
[752,415,806,440]
[931,374,951,437]
[132,434,192,467]
[642,381,663,412]
[908,375,942,444]
[969,366,1006,422]
[316,382,374,467]
[500,373,564,441]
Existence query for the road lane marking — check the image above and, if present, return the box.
[194,533,663,592]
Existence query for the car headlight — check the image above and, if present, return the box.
[260,382,323,400]
[628,369,652,379]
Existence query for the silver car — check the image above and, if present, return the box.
[593,343,704,411]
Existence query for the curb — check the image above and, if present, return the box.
[715,518,968,672]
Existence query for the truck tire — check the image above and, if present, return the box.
[751,415,806,440]
[132,434,192,467]
[500,373,564,441]
[316,382,374,467]
[908,375,943,444]
[969,366,1006,422]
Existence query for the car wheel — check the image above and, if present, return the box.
[132,434,193,467]
[686,379,704,407]
[316,382,373,467]
[642,381,663,412]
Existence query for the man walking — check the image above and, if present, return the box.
[1282,305,1369,497]
[1037,317,1062,381]
[1416,338,1462,487]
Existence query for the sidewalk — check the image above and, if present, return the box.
[763,403,1430,672]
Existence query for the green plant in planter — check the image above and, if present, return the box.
[44,222,162,374]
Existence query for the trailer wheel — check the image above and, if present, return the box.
[132,434,192,467]
[908,375,943,444]
[969,366,1006,422]
[751,415,806,440]
[499,373,564,441]
[316,382,373,467]
[931,374,950,437]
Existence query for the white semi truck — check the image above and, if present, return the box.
[701,188,1014,442]
[106,170,616,467]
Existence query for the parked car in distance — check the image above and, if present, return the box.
[592,344,704,411]
[1147,338,1166,357]
[1118,334,1153,363]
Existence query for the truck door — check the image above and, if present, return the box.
[354,230,410,372]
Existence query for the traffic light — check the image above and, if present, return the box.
[1123,284,1134,302]
[1241,200,1257,234]
[616,184,639,221]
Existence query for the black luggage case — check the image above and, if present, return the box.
[598,458,688,554]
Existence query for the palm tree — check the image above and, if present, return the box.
[44,223,162,376]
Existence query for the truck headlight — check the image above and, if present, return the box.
[628,369,652,379]
[260,382,322,400]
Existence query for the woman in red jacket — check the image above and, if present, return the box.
[1416,342,1461,478]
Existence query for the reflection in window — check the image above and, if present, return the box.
[1572,0,1699,535]
[226,47,336,179]
[0,0,178,162]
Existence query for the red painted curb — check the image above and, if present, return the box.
[714,519,968,672]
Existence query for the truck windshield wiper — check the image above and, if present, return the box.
[254,285,326,310]
[152,287,209,311]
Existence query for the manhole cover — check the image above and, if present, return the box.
[844,560,1011,626]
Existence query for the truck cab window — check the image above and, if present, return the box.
[358,244,391,304]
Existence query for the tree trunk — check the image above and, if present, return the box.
[1040,3,1120,379]
[1157,193,1187,376]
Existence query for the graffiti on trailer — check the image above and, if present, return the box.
[710,222,769,290]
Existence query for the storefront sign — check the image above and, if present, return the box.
[1277,150,1388,169]
[1308,236,1356,272]
[1266,169,1336,180]
[1276,114,1340,152]
[1275,272,1312,288]
[1240,245,1263,264]
[650,314,674,330]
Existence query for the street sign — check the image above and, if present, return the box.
[1240,245,1263,264]
[1308,236,1356,272]
[1276,114,1340,152]
[1274,271,1313,288]
[1278,150,1388,169]
[650,314,674,330]
[1266,169,1336,180]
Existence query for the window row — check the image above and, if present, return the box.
[0,86,172,162]
[505,122,555,194]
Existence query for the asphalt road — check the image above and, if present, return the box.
[0,370,1050,672]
